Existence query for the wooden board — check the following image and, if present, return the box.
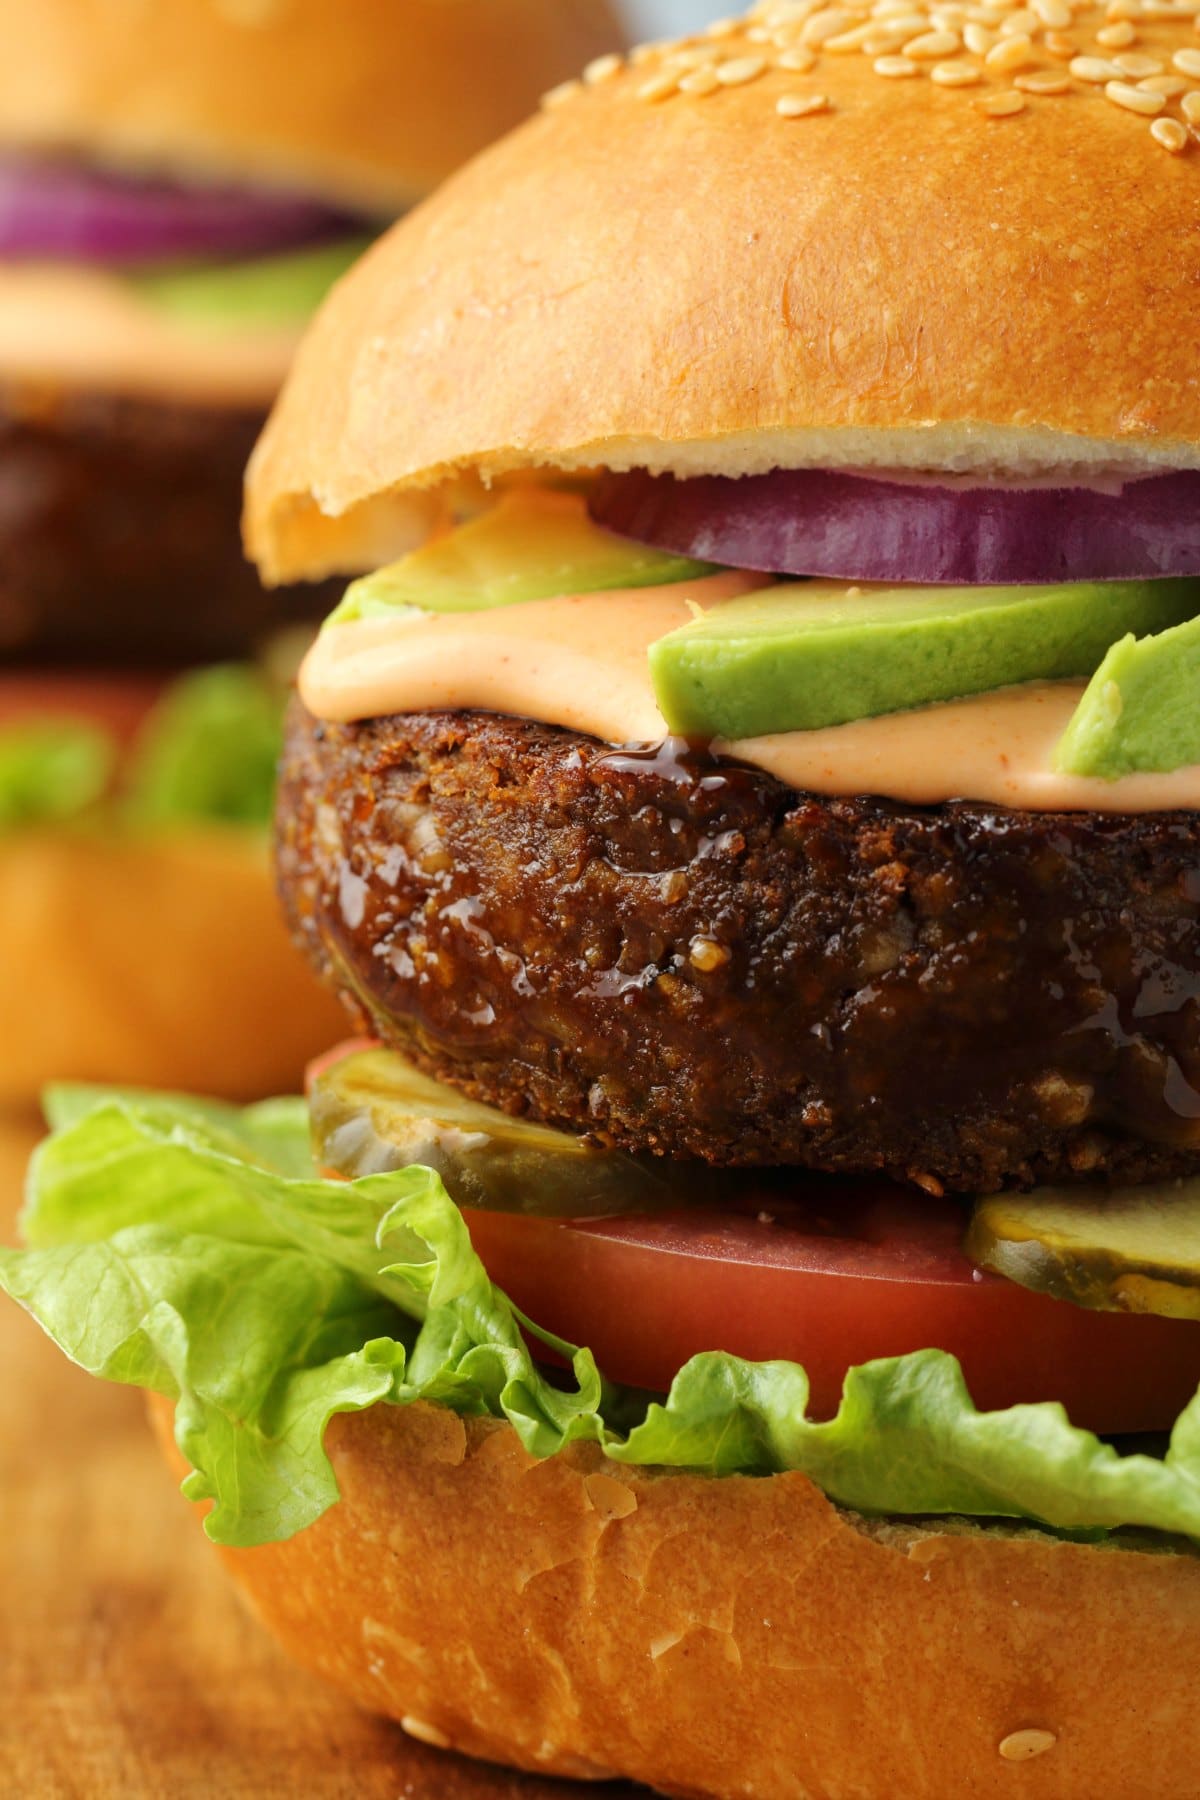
[0,1118,635,1798]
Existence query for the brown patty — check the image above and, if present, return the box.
[277,701,1200,1195]
[0,382,337,665]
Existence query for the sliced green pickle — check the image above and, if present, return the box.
[965,1180,1200,1320]
[328,488,719,627]
[310,1045,717,1218]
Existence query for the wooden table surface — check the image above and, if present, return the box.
[0,1117,635,1799]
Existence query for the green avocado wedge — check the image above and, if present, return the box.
[648,576,1200,741]
[1054,613,1200,779]
[328,489,719,626]
[130,235,372,330]
[966,1180,1200,1321]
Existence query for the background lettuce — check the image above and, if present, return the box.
[3,1089,1200,1550]
[0,663,285,836]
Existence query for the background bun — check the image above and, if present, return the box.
[0,826,346,1108]
[153,1397,1200,1799]
[247,0,1200,582]
[0,0,622,211]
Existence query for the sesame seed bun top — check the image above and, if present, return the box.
[0,0,623,213]
[246,0,1200,585]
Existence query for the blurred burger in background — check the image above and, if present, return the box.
[0,0,622,1108]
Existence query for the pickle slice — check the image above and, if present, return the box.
[965,1181,1200,1320]
[310,1046,717,1218]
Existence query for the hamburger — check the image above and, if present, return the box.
[6,3,1200,1796]
[0,0,621,1105]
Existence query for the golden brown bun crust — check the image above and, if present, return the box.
[152,1396,1200,1799]
[0,0,622,211]
[0,826,347,1109]
[247,1,1200,582]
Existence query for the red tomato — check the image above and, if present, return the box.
[0,670,166,748]
[466,1180,1200,1437]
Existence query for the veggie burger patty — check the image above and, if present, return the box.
[278,701,1200,1193]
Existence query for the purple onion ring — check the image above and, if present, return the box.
[590,467,1200,585]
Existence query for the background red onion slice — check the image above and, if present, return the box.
[0,155,361,266]
[590,467,1200,585]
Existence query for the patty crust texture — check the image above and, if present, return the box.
[277,702,1200,1194]
[0,383,338,665]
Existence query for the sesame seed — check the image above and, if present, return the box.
[541,79,580,109]
[1106,76,1167,108]
[716,54,768,82]
[801,5,857,42]
[998,1730,1057,1763]
[776,89,833,112]
[778,44,819,66]
[904,26,963,52]
[1114,50,1166,72]
[874,51,922,70]
[1183,88,1200,119]
[1032,0,1072,23]
[1096,18,1138,43]
[1151,112,1190,145]
[963,20,996,49]
[976,86,1028,109]
[1070,52,1122,77]
[985,30,1035,66]
[1175,45,1200,72]
[1105,0,1141,18]
[583,52,623,84]
[825,21,882,47]
[680,66,722,93]
[1044,29,1078,54]
[998,8,1040,33]
[704,16,740,36]
[637,71,680,100]
[1140,72,1189,92]
[931,57,983,77]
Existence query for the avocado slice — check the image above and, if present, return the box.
[647,576,1200,741]
[130,235,371,329]
[309,1044,720,1217]
[329,489,719,626]
[966,1181,1200,1320]
[1054,612,1200,779]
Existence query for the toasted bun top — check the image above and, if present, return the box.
[0,0,622,212]
[247,0,1200,582]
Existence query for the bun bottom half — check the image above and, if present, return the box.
[0,827,345,1109]
[150,1397,1200,1800]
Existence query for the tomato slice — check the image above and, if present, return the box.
[466,1179,1200,1436]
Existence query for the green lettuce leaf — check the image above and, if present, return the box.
[3,1090,1200,1550]
[0,721,114,830]
[0,664,286,839]
[122,664,286,829]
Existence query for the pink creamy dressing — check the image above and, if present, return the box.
[299,577,1200,812]
[0,263,302,405]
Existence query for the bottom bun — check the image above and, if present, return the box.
[0,827,345,1107]
[151,1396,1200,1800]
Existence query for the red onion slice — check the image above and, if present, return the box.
[0,155,360,266]
[590,468,1200,585]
